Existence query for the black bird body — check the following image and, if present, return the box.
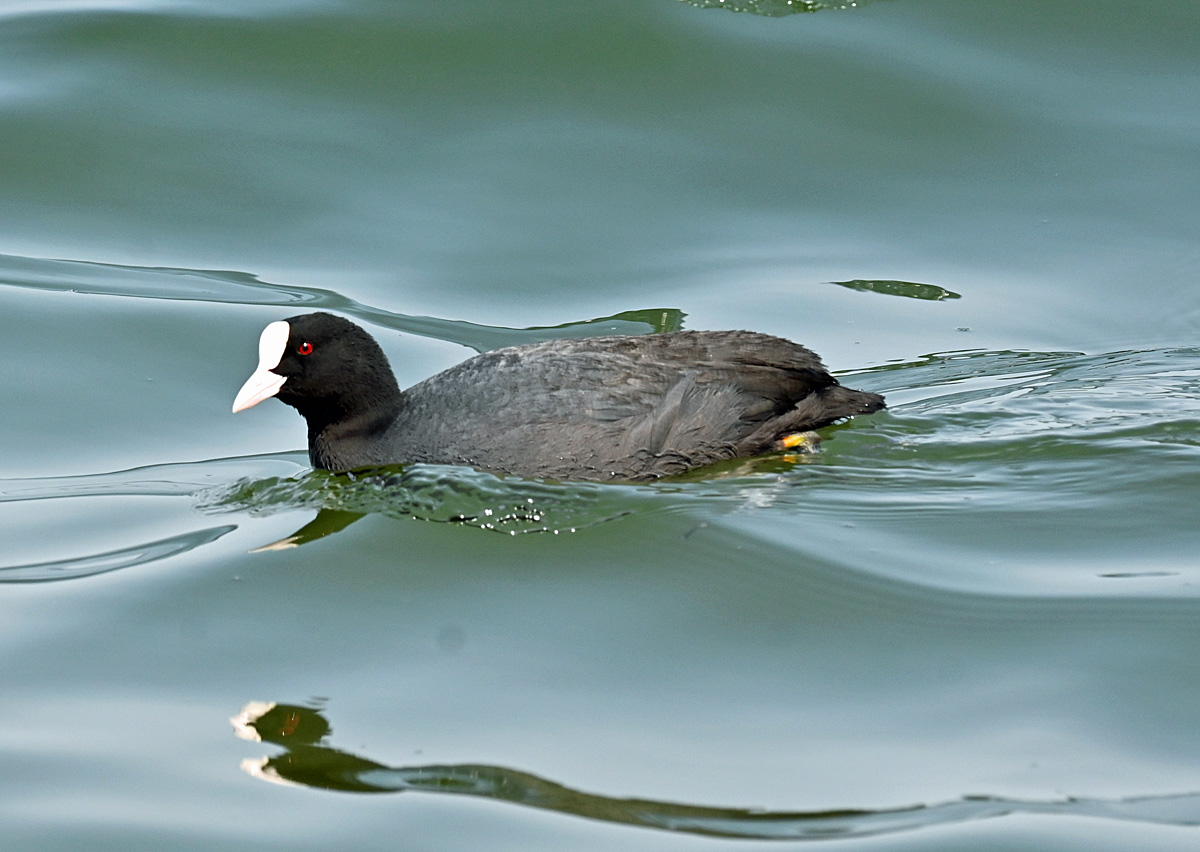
[234,313,885,482]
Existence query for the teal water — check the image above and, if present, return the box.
[2,1,1199,850]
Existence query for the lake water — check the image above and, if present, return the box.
[2,1,1199,850]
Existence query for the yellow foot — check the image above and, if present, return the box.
[777,431,820,453]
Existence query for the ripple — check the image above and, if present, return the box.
[725,347,1200,595]
[849,348,1200,475]
[0,454,307,505]
[0,454,305,583]
[0,525,235,584]
[0,253,681,353]
[5,343,1198,591]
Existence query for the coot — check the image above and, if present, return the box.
[233,312,884,481]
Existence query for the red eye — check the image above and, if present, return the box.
[297,341,313,356]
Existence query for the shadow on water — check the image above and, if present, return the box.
[231,702,1200,841]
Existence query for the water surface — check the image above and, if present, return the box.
[2,1,1199,850]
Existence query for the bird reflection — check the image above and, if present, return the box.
[232,702,1200,841]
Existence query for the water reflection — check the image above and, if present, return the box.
[248,509,365,552]
[203,464,652,536]
[232,702,1200,841]
[831,279,962,301]
[680,0,882,16]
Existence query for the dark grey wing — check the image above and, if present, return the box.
[385,331,874,479]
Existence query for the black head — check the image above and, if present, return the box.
[233,312,401,430]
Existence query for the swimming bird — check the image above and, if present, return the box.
[232,312,884,481]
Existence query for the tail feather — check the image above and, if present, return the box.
[736,383,885,455]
